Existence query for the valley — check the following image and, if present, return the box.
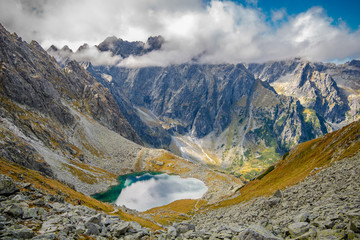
[0,20,360,240]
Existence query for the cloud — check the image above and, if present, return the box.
[72,46,122,66]
[1,0,359,66]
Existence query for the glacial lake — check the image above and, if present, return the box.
[93,172,208,211]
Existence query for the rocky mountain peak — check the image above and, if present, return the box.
[144,35,165,51]
[76,43,90,53]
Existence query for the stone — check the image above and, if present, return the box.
[32,233,57,239]
[85,213,102,225]
[273,190,282,198]
[242,225,282,240]
[4,204,24,217]
[85,222,100,235]
[112,222,130,237]
[168,226,177,237]
[155,161,164,166]
[288,222,310,238]
[295,228,317,240]
[267,198,281,207]
[6,227,35,239]
[217,229,233,239]
[294,212,310,223]
[75,223,86,234]
[183,230,197,239]
[316,229,346,240]
[23,207,38,219]
[349,221,360,233]
[176,223,196,234]
[0,175,19,196]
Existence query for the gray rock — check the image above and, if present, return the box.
[273,190,282,198]
[288,222,310,237]
[242,225,282,240]
[316,229,346,239]
[112,222,130,237]
[294,212,310,223]
[176,222,196,234]
[32,233,57,239]
[349,221,360,233]
[23,207,38,219]
[4,204,24,217]
[0,175,19,196]
[85,222,100,235]
[216,229,233,239]
[267,198,281,207]
[75,223,86,234]
[4,227,35,239]
[85,213,102,225]
[168,226,177,237]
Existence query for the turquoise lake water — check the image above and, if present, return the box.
[93,172,208,211]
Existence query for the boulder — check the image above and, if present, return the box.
[316,229,345,240]
[288,222,310,237]
[294,212,310,223]
[0,175,19,196]
[4,204,24,218]
[85,222,100,235]
[112,222,130,237]
[167,226,177,237]
[242,225,282,240]
[273,189,282,198]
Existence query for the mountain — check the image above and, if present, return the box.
[248,58,360,126]
[1,24,359,239]
[0,22,240,204]
[85,62,332,178]
[48,37,360,179]
[190,120,360,239]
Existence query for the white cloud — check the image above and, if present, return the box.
[0,0,359,66]
[72,47,122,66]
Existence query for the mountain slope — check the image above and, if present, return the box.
[84,62,332,178]
[189,120,360,239]
[48,37,360,178]
[214,119,360,208]
[0,24,241,204]
[248,58,359,126]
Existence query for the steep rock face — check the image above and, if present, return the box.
[248,58,358,125]
[86,63,325,178]
[97,35,164,58]
[0,24,142,145]
[0,24,143,193]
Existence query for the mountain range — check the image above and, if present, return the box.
[49,36,360,178]
[1,23,360,239]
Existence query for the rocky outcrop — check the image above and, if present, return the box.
[248,58,358,125]
[0,24,141,145]
[0,174,153,239]
[97,35,164,58]
[85,62,328,178]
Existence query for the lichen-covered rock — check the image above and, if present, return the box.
[242,225,282,240]
[288,222,310,237]
[0,175,18,196]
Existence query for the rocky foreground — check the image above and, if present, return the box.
[0,153,359,239]
[188,154,360,240]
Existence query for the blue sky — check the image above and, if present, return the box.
[0,0,359,65]
[227,0,360,30]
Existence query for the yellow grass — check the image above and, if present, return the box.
[0,157,161,230]
[143,199,207,225]
[210,120,360,209]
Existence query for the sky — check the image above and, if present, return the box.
[0,0,359,66]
